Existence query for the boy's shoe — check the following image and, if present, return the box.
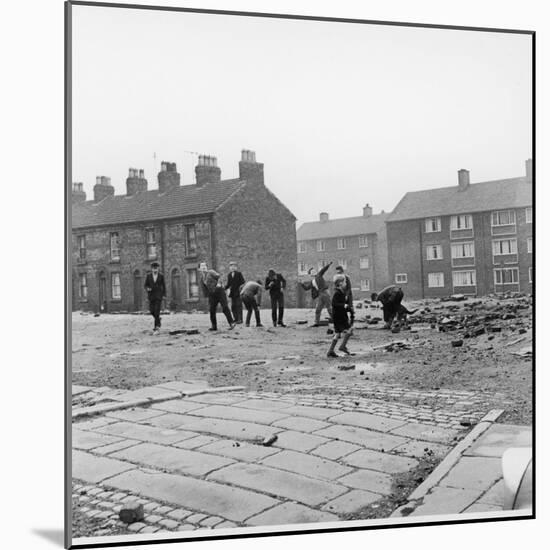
[208,327,217,331]
[278,322,287,327]
[327,351,338,358]
[256,323,264,327]
[228,323,237,330]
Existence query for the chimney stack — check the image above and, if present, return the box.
[157,162,181,194]
[72,182,87,204]
[319,212,329,223]
[363,204,373,217]
[457,169,470,191]
[525,158,532,183]
[195,155,221,186]
[93,176,114,202]
[239,149,264,185]
[126,167,148,195]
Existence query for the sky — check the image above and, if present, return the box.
[71,5,532,227]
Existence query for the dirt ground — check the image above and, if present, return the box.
[71,296,532,425]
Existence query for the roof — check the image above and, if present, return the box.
[297,213,389,240]
[386,176,532,222]
[72,179,245,229]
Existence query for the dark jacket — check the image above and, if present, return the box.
[225,271,245,298]
[144,272,166,301]
[201,269,221,296]
[377,285,404,307]
[265,273,286,295]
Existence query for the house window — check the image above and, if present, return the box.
[185,224,197,256]
[450,214,473,230]
[425,218,441,233]
[494,267,519,285]
[491,210,516,226]
[298,262,308,275]
[395,273,408,284]
[111,272,121,300]
[492,238,518,255]
[426,244,443,260]
[77,235,86,260]
[337,259,347,270]
[527,237,532,253]
[359,256,369,269]
[526,207,532,224]
[78,273,88,299]
[187,269,199,299]
[316,240,325,252]
[358,235,369,248]
[360,279,370,291]
[451,242,475,258]
[529,267,532,283]
[110,232,120,261]
[337,238,346,250]
[146,228,157,260]
[298,242,306,253]
[318,259,329,270]
[452,270,476,286]
[428,272,445,288]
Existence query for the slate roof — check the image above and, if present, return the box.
[297,213,389,240]
[72,179,245,229]
[386,176,532,222]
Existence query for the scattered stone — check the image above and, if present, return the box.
[262,434,278,446]
[119,501,144,524]
[451,340,463,347]
[186,329,200,335]
[295,320,307,324]
[169,329,186,335]
[337,365,356,371]
[327,329,334,335]
[242,360,268,366]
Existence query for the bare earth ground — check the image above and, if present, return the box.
[72,297,532,425]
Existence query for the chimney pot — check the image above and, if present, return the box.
[93,175,114,202]
[158,161,180,193]
[363,204,373,217]
[458,169,470,190]
[525,158,532,183]
[195,154,221,186]
[320,212,329,223]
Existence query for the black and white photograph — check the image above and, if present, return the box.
[66,1,533,547]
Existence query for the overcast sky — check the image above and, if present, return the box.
[71,5,532,226]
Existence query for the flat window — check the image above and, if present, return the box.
[451,242,475,258]
[360,279,370,291]
[452,270,476,286]
[428,272,444,288]
[358,235,369,248]
[491,210,516,226]
[185,224,197,256]
[78,273,88,299]
[526,207,532,224]
[77,235,86,260]
[494,268,519,285]
[111,272,121,300]
[187,269,199,298]
[425,218,441,233]
[450,214,473,230]
[527,237,532,254]
[359,256,369,269]
[146,228,157,260]
[297,242,306,253]
[337,238,346,250]
[426,244,443,260]
[492,239,518,255]
[395,273,407,284]
[298,262,308,275]
[316,240,325,252]
[110,232,120,261]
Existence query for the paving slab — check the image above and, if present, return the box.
[217,398,294,411]
[110,442,235,476]
[311,441,363,460]
[72,450,136,483]
[93,440,142,456]
[278,404,340,420]
[186,393,250,406]
[337,469,394,495]
[154,380,210,393]
[96,421,196,445]
[321,489,382,514]
[409,486,484,516]
[390,422,460,444]
[476,479,505,506]
[173,435,219,450]
[198,439,280,462]
[105,408,167,423]
[260,450,354,481]
[110,387,181,402]
[271,416,331,433]
[329,411,408,433]
[246,502,339,526]
[463,502,502,513]
[464,424,531,458]
[440,456,502,492]
[74,417,119,431]
[314,425,407,451]
[72,429,123,451]
[140,413,197,429]
[273,430,330,452]
[342,449,419,474]
[105,469,279,522]
[188,404,290,425]
[393,440,451,459]
[150,400,209,414]
[208,463,348,506]
[73,385,93,396]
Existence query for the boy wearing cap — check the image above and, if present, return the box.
[144,262,166,332]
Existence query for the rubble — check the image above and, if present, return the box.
[337,364,356,371]
[451,340,464,348]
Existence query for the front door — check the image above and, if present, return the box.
[133,271,142,311]
[98,271,107,312]
[171,269,181,311]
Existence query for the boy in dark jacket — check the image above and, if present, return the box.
[199,262,236,331]
[301,262,333,326]
[144,262,166,332]
[371,285,404,329]
[327,275,353,357]
[265,269,286,327]
[225,261,245,324]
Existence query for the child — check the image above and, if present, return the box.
[327,275,353,357]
